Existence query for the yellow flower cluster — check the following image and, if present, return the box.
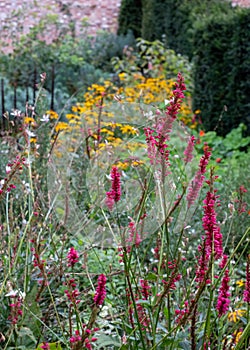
[228,309,246,323]
[70,73,193,122]
[51,73,194,163]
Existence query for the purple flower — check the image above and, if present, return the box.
[217,268,230,317]
[67,247,79,267]
[144,73,186,172]
[105,166,121,210]
[94,274,107,306]
[186,144,211,207]
[202,191,223,260]
[183,135,195,163]
[243,254,250,303]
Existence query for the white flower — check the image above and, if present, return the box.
[25,129,36,138]
[143,110,154,120]
[40,114,50,122]
[6,165,11,174]
[10,109,22,117]
[5,289,26,299]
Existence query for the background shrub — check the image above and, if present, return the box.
[117,0,143,37]
[193,8,250,136]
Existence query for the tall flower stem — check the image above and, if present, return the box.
[123,250,147,350]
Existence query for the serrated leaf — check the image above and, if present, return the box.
[146,272,158,281]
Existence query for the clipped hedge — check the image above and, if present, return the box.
[141,0,169,42]
[117,0,143,37]
[141,0,232,58]
[193,8,250,136]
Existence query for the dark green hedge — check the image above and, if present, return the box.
[141,0,169,42]
[141,0,232,58]
[117,0,143,37]
[193,8,250,136]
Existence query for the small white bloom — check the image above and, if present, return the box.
[5,289,26,299]
[10,109,22,117]
[26,129,36,138]
[40,114,50,122]
[143,110,154,120]
[6,165,11,174]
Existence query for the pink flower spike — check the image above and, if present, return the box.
[243,254,250,303]
[105,166,121,210]
[184,135,195,163]
[186,143,211,207]
[94,274,107,306]
[67,247,79,267]
[202,191,223,260]
[217,268,230,317]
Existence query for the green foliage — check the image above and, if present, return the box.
[141,0,232,58]
[117,0,143,37]
[0,72,249,349]
[111,38,193,91]
[193,8,250,136]
[37,342,62,350]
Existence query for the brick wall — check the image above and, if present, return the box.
[0,0,121,41]
[232,0,250,6]
[0,0,249,52]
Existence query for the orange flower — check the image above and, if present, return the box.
[199,130,205,137]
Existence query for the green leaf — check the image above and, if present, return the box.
[146,272,158,281]
[16,327,36,347]
[95,334,121,348]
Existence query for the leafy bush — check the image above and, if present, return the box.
[0,16,135,116]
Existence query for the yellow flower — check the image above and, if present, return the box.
[228,309,246,323]
[24,117,35,124]
[55,122,69,133]
[115,161,129,170]
[120,125,138,136]
[236,280,245,288]
[30,137,37,143]
[118,72,127,81]
[66,113,80,121]
[233,330,243,344]
[100,128,114,136]
[132,160,144,167]
[46,110,58,120]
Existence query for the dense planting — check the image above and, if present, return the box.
[0,6,249,350]
[0,68,249,349]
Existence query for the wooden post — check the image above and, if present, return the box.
[33,67,36,104]
[14,82,17,109]
[1,78,5,131]
[50,64,55,111]
[26,85,29,104]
